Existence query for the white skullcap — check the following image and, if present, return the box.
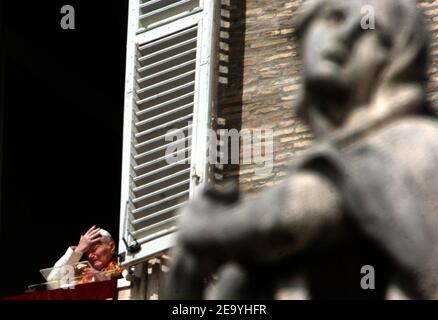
[99,229,113,240]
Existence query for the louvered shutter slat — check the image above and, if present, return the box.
[139,0,193,20]
[137,48,197,73]
[132,201,189,225]
[132,179,191,204]
[136,70,195,95]
[139,0,200,30]
[134,124,192,149]
[134,113,193,138]
[139,0,165,9]
[139,38,197,62]
[136,92,194,115]
[136,81,195,105]
[133,148,190,172]
[132,216,181,237]
[133,157,191,182]
[140,0,192,11]
[133,168,191,193]
[136,102,193,127]
[137,60,196,84]
[135,135,191,160]
[132,189,190,214]
[136,228,179,245]
[138,25,197,49]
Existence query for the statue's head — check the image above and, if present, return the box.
[294,0,430,136]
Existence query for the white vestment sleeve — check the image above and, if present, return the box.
[46,247,83,285]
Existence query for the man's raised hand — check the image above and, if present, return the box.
[74,226,102,254]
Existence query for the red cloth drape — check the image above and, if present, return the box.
[1,279,117,300]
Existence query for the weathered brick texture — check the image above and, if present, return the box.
[216,0,438,194]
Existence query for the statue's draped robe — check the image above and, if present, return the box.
[296,115,438,298]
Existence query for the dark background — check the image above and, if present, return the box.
[0,0,128,297]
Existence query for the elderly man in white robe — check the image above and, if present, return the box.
[46,226,122,288]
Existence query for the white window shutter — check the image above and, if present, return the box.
[119,0,219,267]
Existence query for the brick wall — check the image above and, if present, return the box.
[422,0,438,109]
[216,0,438,194]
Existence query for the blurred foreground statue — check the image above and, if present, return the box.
[167,0,438,299]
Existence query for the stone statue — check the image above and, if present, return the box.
[166,0,438,299]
